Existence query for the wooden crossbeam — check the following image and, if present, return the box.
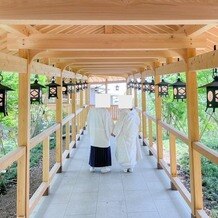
[7,34,206,50]
[37,50,183,59]
[0,0,218,25]
[0,24,29,36]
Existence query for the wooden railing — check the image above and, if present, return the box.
[0,106,89,216]
[141,109,218,218]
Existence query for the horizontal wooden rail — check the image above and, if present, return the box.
[158,120,189,144]
[0,147,25,171]
[144,112,156,122]
[159,159,192,207]
[30,123,60,149]
[193,141,218,164]
[62,113,75,126]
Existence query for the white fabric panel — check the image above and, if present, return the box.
[95,94,111,108]
[118,95,134,109]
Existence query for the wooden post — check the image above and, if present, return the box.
[154,61,163,169]
[71,88,77,148]
[42,137,50,195]
[148,119,153,156]
[169,132,177,190]
[55,75,63,173]
[134,81,138,107]
[17,49,30,218]
[185,48,203,217]
[141,78,147,145]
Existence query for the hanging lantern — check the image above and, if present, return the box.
[142,79,150,92]
[134,81,138,90]
[84,81,88,89]
[75,81,80,92]
[62,79,69,95]
[0,73,14,116]
[115,85,119,91]
[137,79,142,90]
[67,79,76,94]
[156,78,170,97]
[170,74,186,101]
[149,78,155,94]
[199,69,218,112]
[46,77,60,99]
[30,76,45,104]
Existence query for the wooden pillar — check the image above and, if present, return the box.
[134,81,138,107]
[71,89,77,148]
[17,49,30,218]
[141,78,147,145]
[105,79,108,94]
[154,61,163,169]
[55,75,63,173]
[185,48,203,217]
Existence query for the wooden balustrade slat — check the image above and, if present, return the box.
[62,113,75,126]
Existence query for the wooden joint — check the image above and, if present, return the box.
[57,166,62,174]
[43,187,49,196]
[157,162,163,169]
[171,182,177,191]
[149,150,153,156]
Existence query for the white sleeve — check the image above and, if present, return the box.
[113,117,124,137]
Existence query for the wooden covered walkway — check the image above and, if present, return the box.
[31,131,190,218]
[0,1,218,218]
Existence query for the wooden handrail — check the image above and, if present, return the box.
[193,141,218,164]
[0,147,26,171]
[62,113,75,126]
[144,112,156,122]
[158,120,189,144]
[30,123,60,149]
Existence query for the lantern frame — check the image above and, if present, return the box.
[149,79,155,94]
[30,77,45,104]
[170,77,186,101]
[199,74,218,112]
[156,79,170,97]
[142,79,150,92]
[46,77,60,99]
[0,74,14,116]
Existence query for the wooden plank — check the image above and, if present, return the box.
[148,119,153,147]
[185,48,203,216]
[159,159,192,208]
[154,61,163,168]
[0,52,27,72]
[196,210,209,218]
[29,182,48,214]
[0,24,29,37]
[0,1,218,25]
[169,133,177,177]
[7,34,206,50]
[42,137,50,183]
[49,163,61,182]
[17,49,30,218]
[55,76,63,171]
[156,60,186,76]
[30,123,60,149]
[193,142,218,164]
[158,120,189,144]
[31,61,61,77]
[65,122,70,151]
[37,50,182,59]
[0,147,25,171]
[144,112,156,122]
[62,113,75,126]
[189,49,218,71]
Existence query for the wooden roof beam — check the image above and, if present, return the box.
[37,50,183,59]
[0,24,29,36]
[7,34,206,50]
[1,1,218,25]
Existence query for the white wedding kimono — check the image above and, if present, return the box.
[113,109,143,169]
[87,108,113,167]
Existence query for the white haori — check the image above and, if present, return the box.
[87,108,113,148]
[113,109,143,169]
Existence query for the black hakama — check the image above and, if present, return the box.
[89,146,112,167]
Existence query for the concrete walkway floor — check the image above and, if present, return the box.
[31,131,191,218]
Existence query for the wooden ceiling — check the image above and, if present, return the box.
[0,0,218,80]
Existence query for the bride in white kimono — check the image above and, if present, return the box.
[112,96,142,173]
